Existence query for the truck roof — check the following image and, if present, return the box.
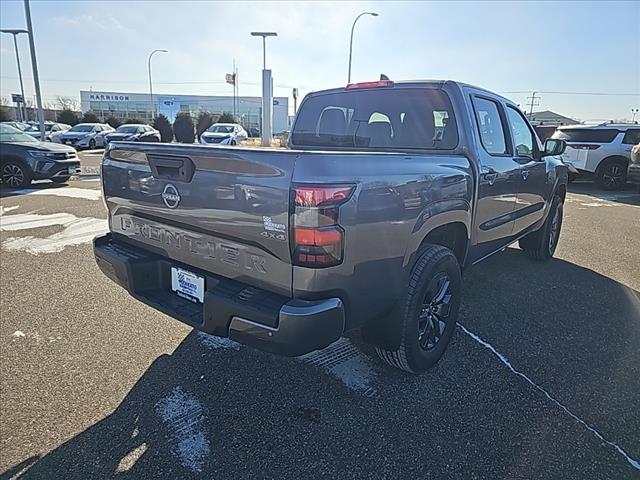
[558,123,639,130]
[308,79,517,106]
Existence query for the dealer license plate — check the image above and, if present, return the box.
[171,267,205,303]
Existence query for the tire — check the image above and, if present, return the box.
[519,195,563,261]
[595,159,627,190]
[2,160,32,188]
[230,139,237,146]
[375,245,462,373]
[51,177,70,184]
[89,139,96,150]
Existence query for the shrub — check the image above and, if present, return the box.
[105,116,121,129]
[196,111,215,137]
[218,111,236,124]
[0,105,11,122]
[81,111,100,123]
[173,112,195,143]
[124,118,144,125]
[58,109,80,126]
[152,114,173,142]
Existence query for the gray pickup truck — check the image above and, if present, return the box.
[94,80,567,373]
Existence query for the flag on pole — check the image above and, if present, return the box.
[225,73,236,85]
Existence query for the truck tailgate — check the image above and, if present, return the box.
[101,143,295,296]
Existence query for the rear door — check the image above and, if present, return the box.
[469,94,520,259]
[504,105,547,235]
[102,143,296,296]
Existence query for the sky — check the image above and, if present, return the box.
[0,0,638,121]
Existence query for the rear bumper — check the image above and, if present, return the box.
[93,233,345,356]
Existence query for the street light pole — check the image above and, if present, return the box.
[23,0,45,141]
[148,49,168,121]
[251,32,277,147]
[1,29,28,122]
[347,12,378,83]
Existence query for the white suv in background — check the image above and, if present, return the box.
[551,124,640,190]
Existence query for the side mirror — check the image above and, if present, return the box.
[542,138,566,157]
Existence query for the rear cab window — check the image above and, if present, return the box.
[552,128,619,143]
[291,87,458,150]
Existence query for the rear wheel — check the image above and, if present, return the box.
[89,138,96,150]
[519,195,563,260]
[2,161,32,188]
[375,245,461,373]
[596,159,627,190]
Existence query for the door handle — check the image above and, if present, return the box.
[521,169,530,181]
[482,166,498,186]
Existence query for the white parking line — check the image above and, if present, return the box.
[458,323,640,471]
[155,387,210,473]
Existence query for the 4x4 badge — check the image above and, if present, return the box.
[162,184,180,209]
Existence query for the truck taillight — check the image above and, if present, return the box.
[292,184,354,268]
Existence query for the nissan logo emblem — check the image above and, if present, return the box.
[162,183,181,209]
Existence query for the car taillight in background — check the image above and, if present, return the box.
[567,143,600,150]
[291,184,355,267]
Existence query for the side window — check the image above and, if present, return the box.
[506,106,535,158]
[472,97,507,155]
[94,125,102,132]
[622,129,640,145]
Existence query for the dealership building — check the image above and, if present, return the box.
[79,90,289,133]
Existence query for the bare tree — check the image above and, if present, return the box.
[55,95,79,111]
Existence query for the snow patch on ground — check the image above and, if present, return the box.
[299,338,378,397]
[458,323,640,471]
[155,387,210,473]
[1,212,107,254]
[9,187,102,201]
[197,332,241,350]
[0,205,19,216]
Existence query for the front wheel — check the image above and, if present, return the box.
[519,195,563,260]
[376,245,462,373]
[89,139,96,150]
[2,161,32,188]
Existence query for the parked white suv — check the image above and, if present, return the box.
[200,123,248,145]
[551,124,640,190]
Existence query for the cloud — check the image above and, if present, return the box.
[53,14,125,31]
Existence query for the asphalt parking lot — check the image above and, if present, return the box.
[1,165,639,479]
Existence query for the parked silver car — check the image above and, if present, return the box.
[57,123,114,150]
[200,123,248,145]
[24,122,71,142]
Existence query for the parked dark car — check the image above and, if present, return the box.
[0,124,79,188]
[105,124,161,144]
[95,79,567,374]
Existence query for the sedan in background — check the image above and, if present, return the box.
[0,124,79,188]
[200,123,248,145]
[57,123,114,150]
[104,124,161,144]
[24,122,71,142]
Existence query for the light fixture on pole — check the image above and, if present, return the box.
[632,108,639,123]
[148,49,168,120]
[251,32,277,147]
[23,0,46,141]
[1,28,28,123]
[348,12,378,83]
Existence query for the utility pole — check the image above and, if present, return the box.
[23,0,45,141]
[525,91,540,119]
